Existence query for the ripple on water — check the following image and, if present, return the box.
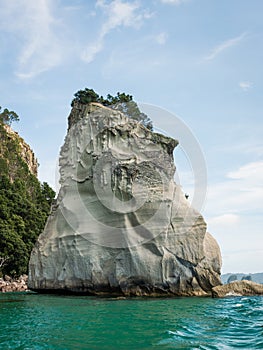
[0,294,262,349]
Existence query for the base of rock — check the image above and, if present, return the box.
[212,280,263,298]
[29,276,217,297]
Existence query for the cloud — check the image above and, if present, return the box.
[204,161,263,273]
[218,142,263,158]
[206,161,263,215]
[0,0,61,79]
[161,0,188,4]
[81,0,152,63]
[155,32,168,45]
[208,213,240,226]
[82,41,104,64]
[205,32,247,61]
[227,161,263,181]
[239,81,253,91]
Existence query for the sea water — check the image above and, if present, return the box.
[0,293,262,349]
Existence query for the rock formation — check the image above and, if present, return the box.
[212,280,263,298]
[0,275,28,293]
[28,102,222,296]
[1,124,38,177]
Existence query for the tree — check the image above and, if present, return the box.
[0,176,55,277]
[71,88,99,106]
[0,218,29,276]
[110,100,153,130]
[71,88,153,130]
[0,106,19,125]
[41,182,56,205]
[0,256,9,269]
[103,92,133,106]
[0,125,56,277]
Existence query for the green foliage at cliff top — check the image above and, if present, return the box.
[0,106,19,126]
[71,88,153,131]
[0,119,55,277]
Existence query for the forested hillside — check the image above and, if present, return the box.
[0,112,55,277]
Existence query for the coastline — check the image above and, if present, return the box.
[0,275,28,293]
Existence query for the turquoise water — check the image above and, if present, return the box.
[0,293,262,349]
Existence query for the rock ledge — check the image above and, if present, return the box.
[212,280,263,298]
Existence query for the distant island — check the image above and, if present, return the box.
[221,272,263,284]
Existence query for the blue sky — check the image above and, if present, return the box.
[0,0,262,274]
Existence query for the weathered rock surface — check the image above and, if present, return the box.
[0,275,28,293]
[28,103,221,296]
[3,124,38,177]
[212,280,263,298]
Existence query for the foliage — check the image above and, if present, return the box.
[71,89,153,130]
[110,99,153,130]
[0,106,19,126]
[0,119,55,277]
[72,88,99,105]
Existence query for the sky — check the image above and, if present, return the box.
[0,0,262,274]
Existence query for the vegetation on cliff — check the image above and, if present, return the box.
[71,88,153,130]
[0,111,55,277]
[0,106,19,126]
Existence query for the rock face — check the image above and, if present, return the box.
[212,281,263,298]
[2,124,38,177]
[28,103,221,296]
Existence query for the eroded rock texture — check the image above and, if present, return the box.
[212,281,263,298]
[28,103,222,296]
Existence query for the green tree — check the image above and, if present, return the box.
[71,88,99,106]
[0,119,56,277]
[0,223,28,276]
[0,106,19,125]
[110,99,153,130]
[0,176,55,277]
[71,88,153,130]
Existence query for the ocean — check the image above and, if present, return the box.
[0,293,262,349]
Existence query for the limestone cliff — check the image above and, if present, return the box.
[28,103,221,296]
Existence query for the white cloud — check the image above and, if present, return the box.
[205,160,263,215]
[98,0,145,34]
[155,32,168,45]
[82,0,152,63]
[227,161,263,181]
[205,32,247,61]
[0,0,61,79]
[239,81,253,91]
[208,213,240,226]
[161,0,188,4]
[82,41,104,64]
[222,249,263,274]
[219,142,263,158]
[204,161,263,273]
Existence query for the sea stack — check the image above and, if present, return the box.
[28,102,222,296]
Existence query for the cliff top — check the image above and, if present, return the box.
[0,123,38,178]
[68,102,178,152]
